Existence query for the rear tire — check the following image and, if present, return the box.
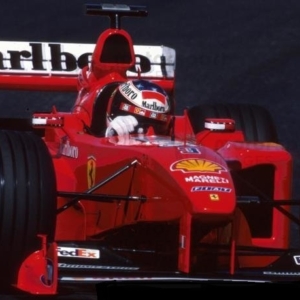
[187,103,278,142]
[0,130,57,287]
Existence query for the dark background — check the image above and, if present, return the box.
[1,0,300,298]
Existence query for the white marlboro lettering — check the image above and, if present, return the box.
[0,42,175,78]
[119,82,138,99]
[61,140,79,158]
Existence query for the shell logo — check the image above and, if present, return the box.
[170,159,226,173]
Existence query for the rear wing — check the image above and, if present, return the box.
[0,41,176,91]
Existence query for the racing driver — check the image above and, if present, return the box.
[105,79,174,140]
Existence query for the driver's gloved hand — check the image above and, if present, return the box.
[105,115,138,137]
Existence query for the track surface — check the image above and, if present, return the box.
[1,0,300,298]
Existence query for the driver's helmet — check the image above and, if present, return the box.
[106,79,173,135]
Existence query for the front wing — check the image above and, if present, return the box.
[56,241,300,284]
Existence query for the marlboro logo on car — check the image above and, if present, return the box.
[0,41,175,78]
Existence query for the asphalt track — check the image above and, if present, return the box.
[1,0,300,298]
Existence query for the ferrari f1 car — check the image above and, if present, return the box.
[0,3,299,296]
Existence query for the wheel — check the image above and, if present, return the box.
[187,103,278,142]
[0,130,57,287]
[187,103,282,261]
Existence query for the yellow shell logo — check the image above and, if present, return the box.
[170,159,226,173]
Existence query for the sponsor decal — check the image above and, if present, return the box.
[119,81,138,100]
[150,112,157,119]
[0,42,175,78]
[61,276,149,281]
[191,186,232,193]
[60,275,266,282]
[58,263,139,270]
[264,271,300,276]
[170,159,226,173]
[160,114,168,121]
[119,81,169,113]
[294,256,300,265]
[134,106,146,116]
[185,175,229,183]
[177,146,201,154]
[120,103,130,111]
[87,156,96,189]
[58,247,100,259]
[119,102,170,121]
[209,194,219,201]
[60,137,79,158]
[141,100,166,112]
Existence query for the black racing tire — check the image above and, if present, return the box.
[0,130,57,287]
[187,103,278,142]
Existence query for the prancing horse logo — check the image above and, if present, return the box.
[87,155,96,188]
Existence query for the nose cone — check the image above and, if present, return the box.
[170,158,236,219]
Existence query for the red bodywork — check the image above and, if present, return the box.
[0,4,294,295]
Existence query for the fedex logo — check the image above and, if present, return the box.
[57,247,100,259]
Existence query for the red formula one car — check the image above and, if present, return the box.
[0,3,299,296]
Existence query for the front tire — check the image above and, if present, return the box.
[0,130,57,287]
